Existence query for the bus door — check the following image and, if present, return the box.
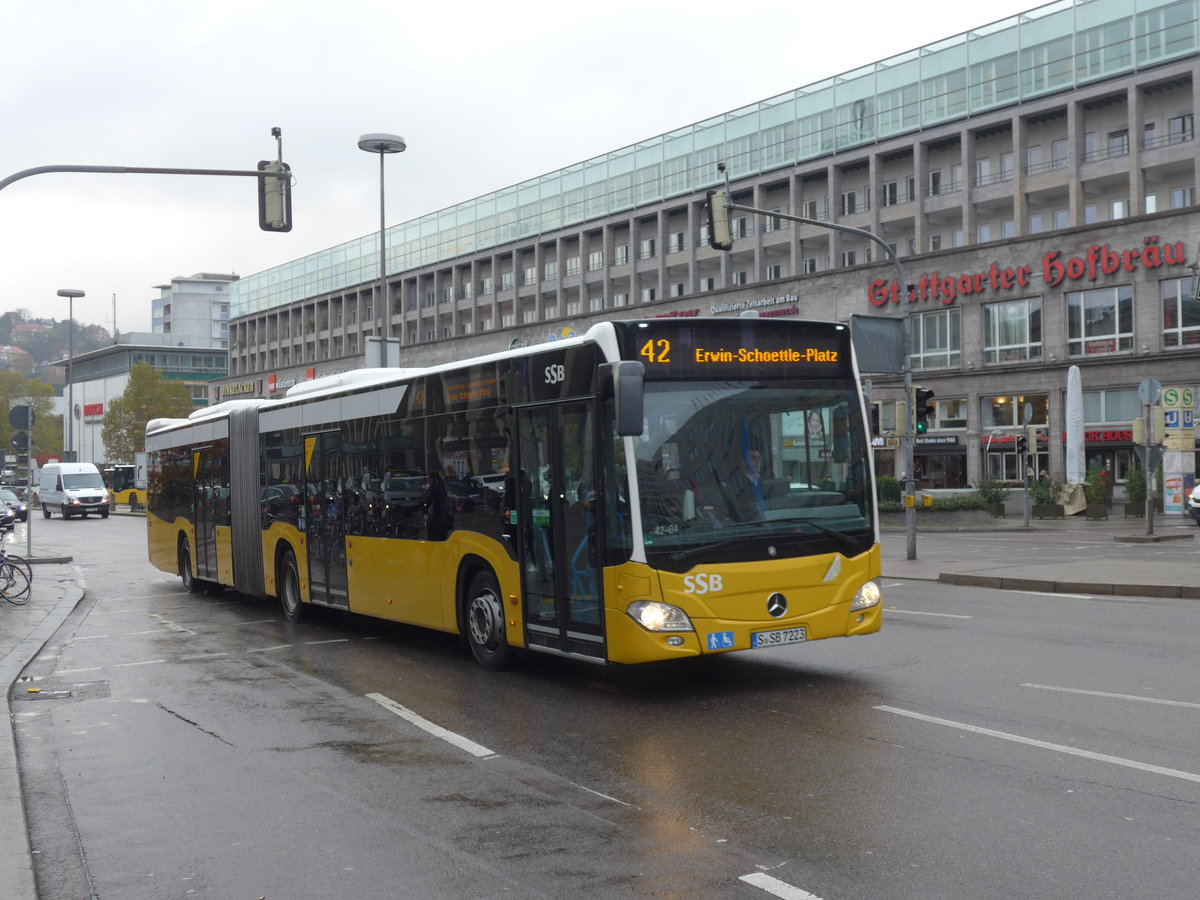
[192,447,218,582]
[515,402,604,660]
[304,430,349,609]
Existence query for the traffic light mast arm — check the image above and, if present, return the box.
[0,129,292,232]
[709,163,918,558]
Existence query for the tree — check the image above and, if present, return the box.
[102,363,193,462]
[0,372,61,461]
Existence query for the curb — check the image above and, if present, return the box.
[938,572,1200,599]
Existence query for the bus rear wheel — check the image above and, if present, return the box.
[279,548,305,623]
[179,538,201,594]
[465,570,513,670]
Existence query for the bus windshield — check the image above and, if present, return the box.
[632,379,874,569]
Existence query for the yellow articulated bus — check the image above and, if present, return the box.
[145,318,882,669]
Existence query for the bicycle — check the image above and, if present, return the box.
[0,547,31,605]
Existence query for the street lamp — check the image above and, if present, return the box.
[357,133,406,348]
[57,289,85,462]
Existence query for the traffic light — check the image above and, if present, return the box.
[258,160,292,232]
[705,189,733,250]
[10,430,26,452]
[1016,434,1028,455]
[870,403,881,436]
[914,388,935,434]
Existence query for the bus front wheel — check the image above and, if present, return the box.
[279,548,306,623]
[465,570,514,670]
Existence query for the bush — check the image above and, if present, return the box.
[876,475,901,504]
[1029,473,1068,506]
[974,475,1010,506]
[1084,465,1111,506]
[1124,464,1147,506]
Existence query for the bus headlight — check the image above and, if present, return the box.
[850,580,882,611]
[627,600,694,632]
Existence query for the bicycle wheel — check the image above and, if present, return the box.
[0,563,30,605]
[0,553,32,583]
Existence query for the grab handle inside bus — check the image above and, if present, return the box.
[603,361,644,437]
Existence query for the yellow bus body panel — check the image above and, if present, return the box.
[604,543,882,665]
[214,525,235,586]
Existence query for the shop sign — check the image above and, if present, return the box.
[83,402,104,422]
[712,294,799,315]
[654,308,700,318]
[221,381,257,398]
[868,236,1187,308]
[1084,429,1132,442]
[915,436,959,446]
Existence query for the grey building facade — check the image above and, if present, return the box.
[221,0,1200,509]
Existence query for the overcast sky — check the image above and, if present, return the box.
[1,0,1038,335]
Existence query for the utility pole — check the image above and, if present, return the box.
[707,165,919,558]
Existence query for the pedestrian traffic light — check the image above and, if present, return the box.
[914,388,935,434]
[705,189,733,250]
[9,430,26,452]
[870,403,880,436]
[1016,434,1028,455]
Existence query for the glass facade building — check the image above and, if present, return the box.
[232,0,1199,317]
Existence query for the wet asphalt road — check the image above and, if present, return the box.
[13,516,1200,899]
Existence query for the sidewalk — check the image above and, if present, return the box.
[0,509,1196,899]
[0,532,81,900]
[882,512,1199,598]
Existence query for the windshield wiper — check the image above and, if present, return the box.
[771,517,859,548]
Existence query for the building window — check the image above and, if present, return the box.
[1002,219,1015,239]
[523,265,537,285]
[978,223,993,243]
[565,256,580,276]
[732,216,748,239]
[615,244,629,265]
[589,296,604,312]
[840,190,858,215]
[1054,208,1069,229]
[1029,213,1044,234]
[1052,139,1069,169]
[480,276,493,294]
[952,229,965,248]
[640,237,656,259]
[1083,388,1140,425]
[1161,276,1200,347]
[1067,285,1133,357]
[587,250,603,271]
[910,308,961,369]
[841,250,857,267]
[671,282,685,297]
[883,180,899,206]
[1145,193,1158,214]
[975,157,992,186]
[1107,129,1129,157]
[1111,199,1128,219]
[983,297,1042,363]
[1000,152,1014,181]
[543,260,557,280]
[801,199,819,219]
[929,233,943,252]
[766,264,782,280]
[613,292,629,307]
[500,271,514,290]
[1171,186,1196,208]
[640,287,656,303]
[732,271,747,286]
[928,170,942,196]
[701,276,716,291]
[670,231,685,253]
[984,393,1049,429]
[1168,113,1194,143]
[802,257,818,275]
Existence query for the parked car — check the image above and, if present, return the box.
[0,488,28,522]
[0,504,15,532]
[1188,483,1200,525]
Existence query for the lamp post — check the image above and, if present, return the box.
[357,133,406,348]
[57,289,85,462]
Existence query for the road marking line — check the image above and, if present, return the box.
[739,872,823,899]
[304,639,350,645]
[116,659,167,668]
[247,644,293,653]
[885,609,972,619]
[875,705,1200,784]
[367,692,495,759]
[55,667,103,675]
[1022,683,1200,709]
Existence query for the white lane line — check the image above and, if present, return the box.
[885,609,972,619]
[739,872,824,899]
[70,635,110,642]
[247,644,293,653]
[54,667,102,675]
[1022,683,1200,710]
[116,659,167,668]
[367,692,495,759]
[875,705,1200,784]
[304,639,350,646]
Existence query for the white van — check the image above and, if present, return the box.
[38,462,111,519]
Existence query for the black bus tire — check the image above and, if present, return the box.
[464,569,514,670]
[179,538,202,594]
[279,548,306,623]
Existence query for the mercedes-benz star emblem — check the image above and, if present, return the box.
[766,593,788,618]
